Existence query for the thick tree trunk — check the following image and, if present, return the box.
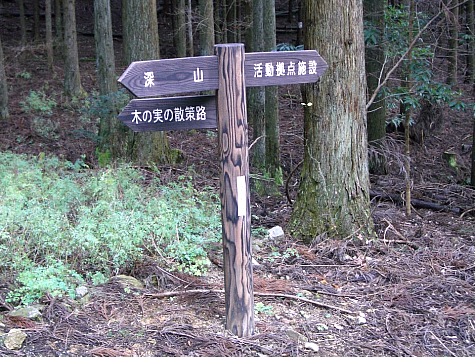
[63,0,84,98]
[364,0,387,174]
[122,0,170,165]
[45,0,54,70]
[290,0,373,241]
[199,0,214,56]
[94,0,117,96]
[263,0,281,187]
[18,0,26,45]
[94,0,120,160]
[172,0,186,57]
[248,0,266,171]
[0,33,9,121]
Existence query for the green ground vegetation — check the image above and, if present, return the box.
[0,152,221,305]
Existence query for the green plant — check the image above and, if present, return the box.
[21,90,57,115]
[31,116,59,140]
[274,43,304,51]
[16,71,32,79]
[365,6,470,122]
[7,262,84,305]
[0,152,221,305]
[255,302,274,315]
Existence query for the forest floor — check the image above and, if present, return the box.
[1,0,475,356]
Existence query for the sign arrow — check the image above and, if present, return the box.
[245,50,328,87]
[118,95,217,132]
[118,50,327,97]
[118,56,219,97]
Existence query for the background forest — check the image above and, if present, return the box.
[0,0,474,356]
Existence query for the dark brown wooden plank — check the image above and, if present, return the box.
[215,43,254,337]
[118,56,219,97]
[245,50,328,87]
[118,50,328,97]
[118,95,216,132]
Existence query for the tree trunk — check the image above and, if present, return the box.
[248,0,266,171]
[290,0,373,242]
[122,0,171,166]
[63,0,84,98]
[55,0,63,41]
[0,33,9,121]
[33,0,40,42]
[187,0,194,56]
[226,0,237,42]
[221,0,228,43]
[94,0,120,160]
[263,0,281,188]
[447,0,459,87]
[297,0,302,46]
[199,0,214,56]
[364,0,387,174]
[471,114,475,187]
[172,0,186,57]
[45,0,54,70]
[403,0,415,216]
[18,0,26,45]
[466,0,474,86]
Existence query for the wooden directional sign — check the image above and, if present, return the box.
[118,95,216,132]
[245,51,328,87]
[117,44,328,338]
[118,56,219,97]
[118,50,327,97]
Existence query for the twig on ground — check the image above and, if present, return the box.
[145,289,355,314]
[428,331,459,357]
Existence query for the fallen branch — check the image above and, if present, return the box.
[370,190,461,214]
[145,289,355,315]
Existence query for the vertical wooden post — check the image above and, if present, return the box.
[215,43,254,337]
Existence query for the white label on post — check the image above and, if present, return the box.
[237,175,247,217]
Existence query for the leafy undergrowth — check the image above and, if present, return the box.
[0,152,221,306]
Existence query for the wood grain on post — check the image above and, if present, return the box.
[215,43,254,337]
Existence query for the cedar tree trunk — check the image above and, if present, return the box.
[122,0,171,165]
[290,0,373,242]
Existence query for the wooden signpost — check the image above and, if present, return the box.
[118,44,327,337]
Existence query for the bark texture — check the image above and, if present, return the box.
[447,0,459,86]
[122,0,170,165]
[172,0,186,58]
[63,0,84,97]
[94,0,120,159]
[467,0,474,86]
[290,0,373,241]
[248,0,265,170]
[263,0,281,185]
[0,33,9,120]
[55,0,63,40]
[199,0,215,56]
[94,0,117,96]
[46,0,54,70]
[18,0,26,45]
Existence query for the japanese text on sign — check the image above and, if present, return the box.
[131,105,207,124]
[253,60,318,78]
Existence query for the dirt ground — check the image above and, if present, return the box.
[1,1,475,356]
